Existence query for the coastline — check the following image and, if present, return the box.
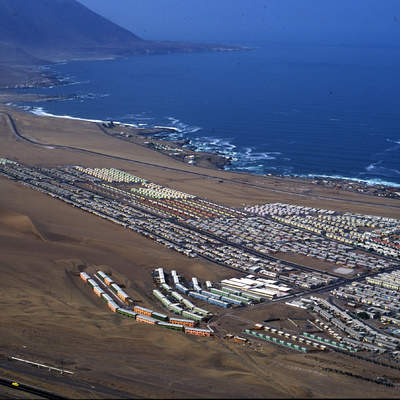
[2,98,233,171]
[2,110,399,399]
[4,3,400,396]
[0,91,399,199]
[3,48,400,193]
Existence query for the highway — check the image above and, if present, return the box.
[5,145,399,303]
[2,111,400,210]
[179,220,342,278]
[0,377,68,399]
[3,110,400,304]
[5,112,400,400]
[6,109,397,270]
[33,167,340,282]
[208,263,400,342]
[271,263,400,304]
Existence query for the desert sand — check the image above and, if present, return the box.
[1,106,400,398]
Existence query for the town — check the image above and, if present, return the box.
[1,157,400,367]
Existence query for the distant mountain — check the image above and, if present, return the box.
[0,0,143,60]
[0,0,239,62]
[0,41,53,88]
[0,42,46,66]
[0,0,242,88]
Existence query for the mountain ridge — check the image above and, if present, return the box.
[0,0,142,55]
[0,0,243,88]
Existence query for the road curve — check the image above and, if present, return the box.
[2,111,400,210]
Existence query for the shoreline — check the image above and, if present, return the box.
[2,55,400,194]
[1,94,400,199]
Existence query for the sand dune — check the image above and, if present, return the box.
[0,208,46,241]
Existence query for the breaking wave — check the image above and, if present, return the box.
[29,107,105,123]
[299,173,400,188]
[386,138,400,145]
[365,161,400,177]
[19,106,400,187]
[167,117,202,134]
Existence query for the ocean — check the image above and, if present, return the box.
[10,41,400,186]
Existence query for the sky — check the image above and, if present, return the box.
[78,0,400,46]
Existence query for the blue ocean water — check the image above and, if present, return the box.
[11,42,400,186]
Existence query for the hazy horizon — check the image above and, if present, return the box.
[78,0,400,46]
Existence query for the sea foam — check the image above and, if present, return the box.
[300,173,400,188]
[30,107,105,123]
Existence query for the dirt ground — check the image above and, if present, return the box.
[0,107,400,398]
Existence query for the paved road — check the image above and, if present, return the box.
[3,111,400,210]
[3,111,400,301]
[5,111,399,270]
[33,163,344,281]
[257,213,400,264]
[179,220,343,278]
[0,377,67,399]
[210,263,400,332]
